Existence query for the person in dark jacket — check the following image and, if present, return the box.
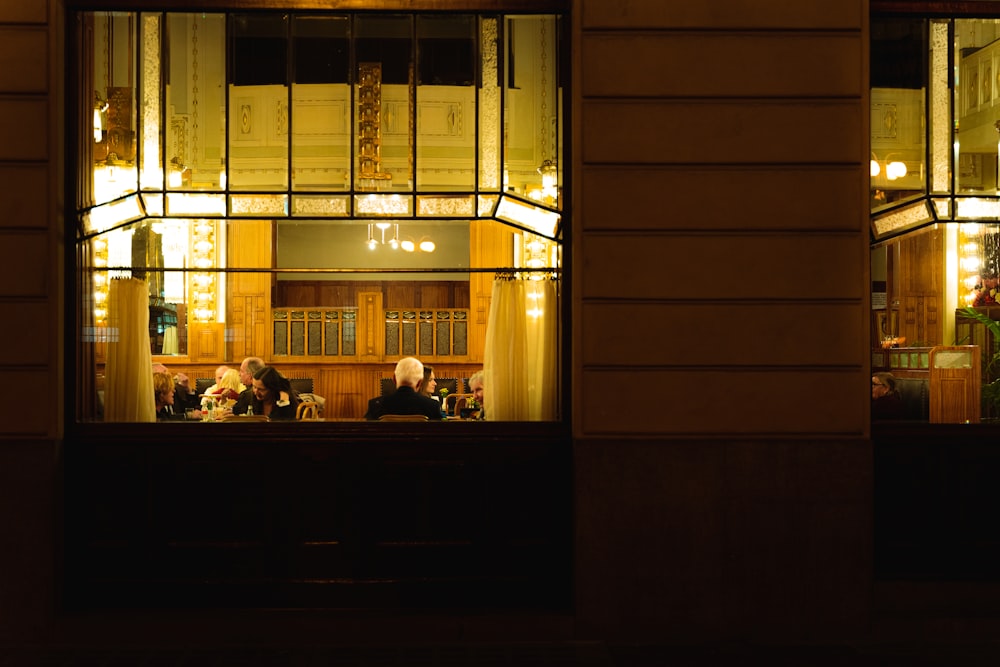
[365,357,442,421]
[872,371,904,420]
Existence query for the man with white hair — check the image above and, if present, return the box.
[364,357,442,420]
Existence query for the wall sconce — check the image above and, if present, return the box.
[92,237,109,324]
[190,220,216,322]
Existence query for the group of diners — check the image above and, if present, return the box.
[364,357,486,421]
[151,355,486,422]
[152,357,300,421]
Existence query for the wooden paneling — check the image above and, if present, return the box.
[0,232,47,297]
[0,302,50,365]
[581,235,864,301]
[582,167,863,232]
[0,2,45,23]
[228,220,272,359]
[66,428,571,610]
[582,303,864,367]
[0,97,47,160]
[0,369,51,436]
[582,100,861,165]
[0,165,48,228]
[581,0,862,30]
[0,29,47,93]
[581,369,864,436]
[583,34,862,98]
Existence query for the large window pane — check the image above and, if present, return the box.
[292,15,351,192]
[870,17,927,211]
[229,14,289,191]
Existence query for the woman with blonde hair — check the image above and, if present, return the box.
[210,368,244,409]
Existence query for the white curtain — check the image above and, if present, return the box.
[104,278,156,422]
[483,277,559,420]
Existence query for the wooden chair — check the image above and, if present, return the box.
[296,401,320,420]
[377,414,429,422]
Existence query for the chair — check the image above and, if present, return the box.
[195,378,214,396]
[296,401,320,420]
[377,414,429,422]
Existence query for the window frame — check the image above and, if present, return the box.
[66,2,573,432]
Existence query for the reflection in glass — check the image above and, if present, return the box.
[870,18,927,211]
[503,16,561,209]
[416,15,476,192]
[229,14,289,191]
[292,15,351,191]
[955,19,1000,198]
[92,12,139,206]
[166,14,226,192]
[355,15,412,192]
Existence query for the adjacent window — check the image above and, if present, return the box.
[872,13,1000,421]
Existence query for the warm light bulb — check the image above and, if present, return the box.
[419,240,435,252]
[401,240,415,252]
[367,238,378,250]
[870,160,881,177]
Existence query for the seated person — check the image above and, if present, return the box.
[249,366,300,420]
[203,364,234,396]
[420,365,438,397]
[872,371,904,420]
[209,368,244,410]
[153,371,181,421]
[222,357,266,417]
[153,362,199,413]
[365,357,443,421]
[468,370,486,421]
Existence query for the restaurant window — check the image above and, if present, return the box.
[75,11,565,423]
[871,12,1000,422]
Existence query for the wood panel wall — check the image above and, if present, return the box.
[573,0,872,640]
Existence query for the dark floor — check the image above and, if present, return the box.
[2,642,1000,667]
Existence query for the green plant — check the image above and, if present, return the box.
[958,306,1000,416]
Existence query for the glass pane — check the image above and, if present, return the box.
[355,15,412,192]
[479,16,502,192]
[292,15,351,192]
[275,218,469,281]
[504,16,560,207]
[165,13,227,191]
[229,14,289,191]
[870,17,927,211]
[955,19,1000,197]
[92,12,139,205]
[416,15,476,192]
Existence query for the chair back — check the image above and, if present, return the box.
[377,414,429,422]
[297,401,320,420]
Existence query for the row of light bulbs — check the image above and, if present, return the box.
[366,222,435,252]
[870,158,909,180]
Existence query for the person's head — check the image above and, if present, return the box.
[239,357,265,388]
[469,370,485,407]
[872,372,897,399]
[421,365,436,396]
[252,366,291,404]
[394,357,424,390]
[217,368,242,393]
[153,372,174,409]
[214,365,231,386]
